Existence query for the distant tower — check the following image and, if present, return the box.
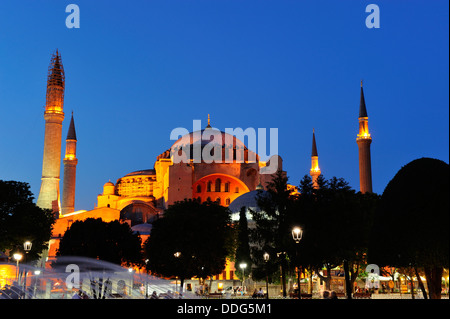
[310,128,321,188]
[356,81,373,193]
[61,113,78,215]
[37,50,65,211]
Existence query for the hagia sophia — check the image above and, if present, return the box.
[36,50,373,283]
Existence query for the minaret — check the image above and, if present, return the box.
[61,112,78,215]
[310,128,321,188]
[36,50,65,212]
[356,80,373,193]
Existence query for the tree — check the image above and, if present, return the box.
[144,199,233,293]
[55,218,143,298]
[252,169,297,297]
[234,206,252,282]
[0,180,55,263]
[296,175,378,297]
[369,158,449,299]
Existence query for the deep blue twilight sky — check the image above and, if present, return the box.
[0,1,448,211]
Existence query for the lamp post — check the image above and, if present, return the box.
[13,253,23,281]
[292,227,303,300]
[174,252,181,293]
[239,263,247,295]
[23,241,32,298]
[144,259,149,299]
[263,252,270,299]
[33,270,41,299]
[128,268,133,296]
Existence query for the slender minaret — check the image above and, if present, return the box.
[61,112,78,215]
[37,50,65,212]
[356,80,373,193]
[310,128,321,188]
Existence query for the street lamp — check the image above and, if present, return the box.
[33,270,41,298]
[263,253,270,299]
[24,241,32,252]
[292,227,302,243]
[174,252,181,293]
[292,226,303,299]
[23,241,32,298]
[13,253,23,281]
[239,263,247,294]
[128,268,133,296]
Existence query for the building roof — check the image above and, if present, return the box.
[124,169,156,177]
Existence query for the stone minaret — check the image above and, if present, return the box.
[37,50,65,212]
[356,81,373,193]
[61,113,78,215]
[310,128,321,188]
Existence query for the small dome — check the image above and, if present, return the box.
[228,189,270,215]
[131,223,153,235]
[103,180,115,195]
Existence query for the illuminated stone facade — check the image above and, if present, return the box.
[95,126,283,219]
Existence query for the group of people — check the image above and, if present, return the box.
[149,290,184,299]
[251,288,266,298]
[72,290,90,299]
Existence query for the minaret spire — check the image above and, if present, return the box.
[310,128,321,188]
[356,81,373,193]
[61,112,78,215]
[37,50,66,212]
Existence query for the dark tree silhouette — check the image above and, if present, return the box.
[0,180,55,263]
[144,199,233,293]
[369,157,449,299]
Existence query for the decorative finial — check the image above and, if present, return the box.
[361,79,363,87]
[313,127,315,134]
[206,114,211,128]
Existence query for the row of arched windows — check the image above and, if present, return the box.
[196,179,239,193]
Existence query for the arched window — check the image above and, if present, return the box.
[224,182,230,192]
[216,198,221,204]
[235,187,239,193]
[207,181,212,192]
[225,198,230,206]
[215,179,221,192]
[197,185,202,193]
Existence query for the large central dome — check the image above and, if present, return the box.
[172,128,247,149]
[165,127,259,163]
